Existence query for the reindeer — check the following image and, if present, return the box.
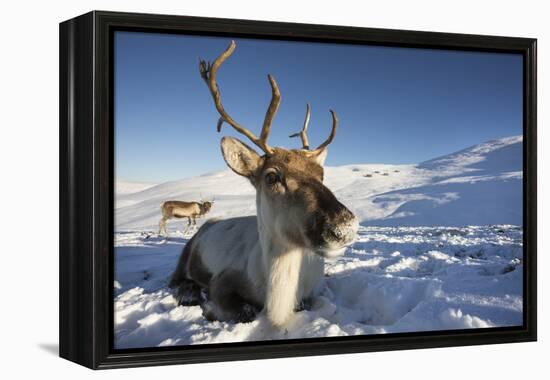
[169,41,358,328]
[159,200,213,236]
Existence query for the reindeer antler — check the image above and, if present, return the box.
[289,104,339,154]
[199,40,280,155]
[289,103,311,149]
[314,110,338,153]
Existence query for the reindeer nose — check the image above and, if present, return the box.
[323,211,358,245]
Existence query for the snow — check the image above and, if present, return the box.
[116,181,157,208]
[116,180,157,195]
[114,136,523,348]
[114,225,522,348]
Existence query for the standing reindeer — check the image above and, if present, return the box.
[169,41,358,328]
[159,200,213,236]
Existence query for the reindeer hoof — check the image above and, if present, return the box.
[200,301,259,323]
[236,304,259,323]
[200,301,218,321]
[173,280,202,306]
[296,297,313,312]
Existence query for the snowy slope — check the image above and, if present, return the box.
[115,135,522,231]
[116,180,157,195]
[368,136,523,226]
[116,181,157,209]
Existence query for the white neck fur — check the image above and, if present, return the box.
[256,193,304,328]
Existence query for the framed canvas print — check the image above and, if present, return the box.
[59,11,537,369]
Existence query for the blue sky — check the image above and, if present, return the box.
[115,32,523,183]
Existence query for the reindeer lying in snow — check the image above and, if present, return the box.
[159,200,213,236]
[169,41,358,328]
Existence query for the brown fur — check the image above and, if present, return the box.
[159,200,213,235]
[251,148,355,248]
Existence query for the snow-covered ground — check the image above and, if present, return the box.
[114,136,523,348]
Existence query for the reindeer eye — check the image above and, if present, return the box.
[265,171,280,185]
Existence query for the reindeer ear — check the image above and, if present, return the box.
[221,137,262,178]
[305,147,328,166]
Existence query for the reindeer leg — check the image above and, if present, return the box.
[159,217,168,236]
[201,270,261,323]
[172,278,203,306]
[169,242,205,305]
[296,297,314,312]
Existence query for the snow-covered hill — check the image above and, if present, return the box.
[364,135,523,226]
[115,135,523,231]
[116,180,157,195]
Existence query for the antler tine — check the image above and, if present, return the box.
[311,110,338,153]
[289,103,311,150]
[199,40,275,154]
[258,74,281,153]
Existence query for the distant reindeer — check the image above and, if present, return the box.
[169,41,358,328]
[159,200,213,236]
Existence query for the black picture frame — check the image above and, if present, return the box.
[59,10,537,369]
